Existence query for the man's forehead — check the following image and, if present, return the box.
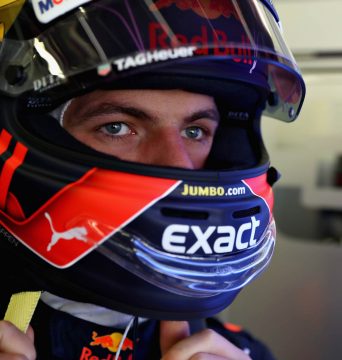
[64,89,220,125]
[70,89,218,112]
[75,88,215,101]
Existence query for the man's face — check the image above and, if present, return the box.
[63,89,219,169]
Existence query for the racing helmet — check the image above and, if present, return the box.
[0,0,305,319]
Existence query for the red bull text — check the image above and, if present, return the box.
[80,347,132,360]
[149,22,254,64]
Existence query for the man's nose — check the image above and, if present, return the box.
[141,130,195,169]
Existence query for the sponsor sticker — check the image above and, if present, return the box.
[31,0,91,23]
[181,184,246,197]
[113,46,197,72]
[161,217,260,255]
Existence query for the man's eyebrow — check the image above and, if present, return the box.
[78,102,220,123]
[79,103,151,121]
[187,109,220,123]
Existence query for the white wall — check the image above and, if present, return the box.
[219,2,342,359]
[277,0,342,53]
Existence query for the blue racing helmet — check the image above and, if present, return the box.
[0,0,305,319]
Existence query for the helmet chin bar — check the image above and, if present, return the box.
[96,218,276,298]
[0,95,277,318]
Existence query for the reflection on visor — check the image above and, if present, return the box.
[0,0,305,121]
[96,218,276,297]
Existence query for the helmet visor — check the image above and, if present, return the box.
[0,0,304,121]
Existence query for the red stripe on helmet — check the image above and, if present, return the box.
[243,173,274,215]
[0,129,12,155]
[0,168,180,268]
[0,137,28,210]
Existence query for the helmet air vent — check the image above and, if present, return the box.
[233,206,261,219]
[161,208,209,220]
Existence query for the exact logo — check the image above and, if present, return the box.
[162,216,260,255]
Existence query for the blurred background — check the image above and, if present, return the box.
[219,1,342,359]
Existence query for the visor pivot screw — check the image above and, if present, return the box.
[288,107,295,119]
[5,65,27,86]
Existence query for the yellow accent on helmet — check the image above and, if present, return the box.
[0,22,4,40]
[0,0,25,39]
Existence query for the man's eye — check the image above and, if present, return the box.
[182,126,205,140]
[102,122,131,136]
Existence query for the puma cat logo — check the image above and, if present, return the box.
[45,212,88,252]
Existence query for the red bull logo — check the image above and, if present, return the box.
[79,331,133,360]
[148,1,253,64]
[90,331,133,353]
[150,0,237,20]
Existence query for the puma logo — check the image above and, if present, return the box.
[45,212,88,252]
